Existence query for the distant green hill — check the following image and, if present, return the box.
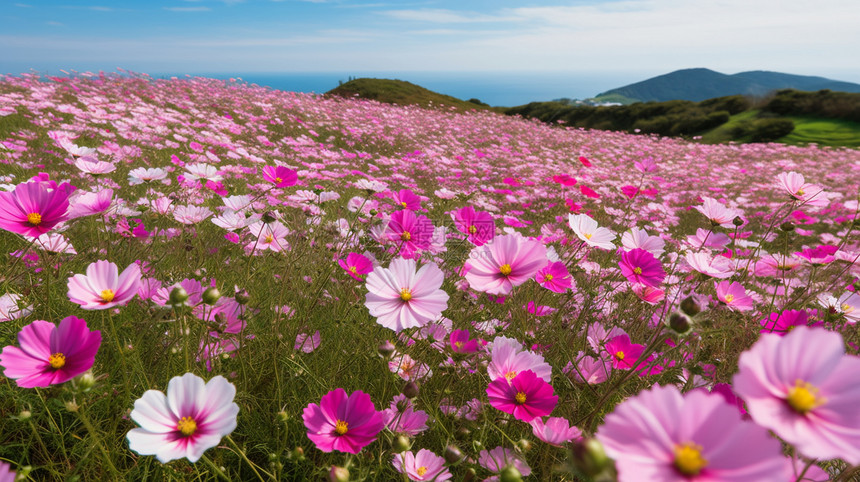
[596,68,860,103]
[326,78,490,112]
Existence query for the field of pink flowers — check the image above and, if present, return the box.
[0,71,859,481]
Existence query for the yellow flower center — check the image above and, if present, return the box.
[842,303,854,314]
[264,234,274,244]
[468,225,477,234]
[724,294,735,303]
[614,351,625,361]
[48,352,66,369]
[100,289,115,302]
[499,264,512,276]
[505,371,517,381]
[401,231,412,241]
[787,380,825,414]
[416,466,428,476]
[674,442,707,476]
[27,212,42,226]
[544,274,554,281]
[584,232,593,239]
[275,176,282,184]
[515,392,527,404]
[796,188,805,196]
[633,267,642,275]
[176,416,197,436]
[400,288,412,302]
[401,201,408,208]
[349,266,358,275]
[454,341,464,350]
[334,420,348,435]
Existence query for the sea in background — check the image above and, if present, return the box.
[0,64,647,107]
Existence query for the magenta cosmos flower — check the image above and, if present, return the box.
[733,326,860,464]
[302,388,384,454]
[487,370,558,422]
[464,234,547,295]
[127,373,239,463]
[619,248,665,288]
[262,165,298,188]
[338,252,374,281]
[393,188,422,210]
[759,309,812,335]
[596,384,791,481]
[392,449,452,482]
[604,335,646,370]
[0,316,101,388]
[449,329,481,354]
[67,260,142,310]
[452,205,495,246]
[385,210,434,259]
[365,258,449,332]
[0,181,71,237]
[535,261,573,293]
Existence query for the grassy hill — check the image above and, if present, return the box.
[326,78,491,112]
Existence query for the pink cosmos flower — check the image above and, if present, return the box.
[714,281,754,311]
[686,228,731,250]
[694,197,741,227]
[385,210,434,259]
[302,388,384,454]
[487,336,552,383]
[619,248,665,288]
[604,335,646,370]
[338,252,374,281]
[262,165,298,188]
[529,416,582,447]
[487,370,558,422]
[622,227,665,257]
[0,316,101,388]
[126,373,239,463]
[382,394,429,436]
[568,213,616,249]
[389,352,432,381]
[631,284,665,305]
[535,261,573,293]
[0,462,14,482]
[246,221,290,252]
[795,245,837,265]
[452,205,495,246]
[0,181,71,237]
[0,293,32,322]
[449,329,481,354]
[733,326,860,464]
[759,309,812,335]
[365,257,449,332]
[67,260,142,310]
[173,205,213,224]
[74,156,116,175]
[685,252,735,279]
[754,254,802,277]
[776,171,827,207]
[294,330,321,353]
[596,384,791,481]
[564,352,612,385]
[128,167,168,185]
[464,234,548,295]
[392,189,422,210]
[67,189,113,219]
[478,447,531,480]
[393,449,452,482]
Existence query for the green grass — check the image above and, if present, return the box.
[698,109,760,144]
[778,116,860,147]
[326,78,491,112]
[587,93,640,105]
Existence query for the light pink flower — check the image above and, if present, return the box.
[694,197,741,227]
[464,233,547,295]
[715,281,754,311]
[127,373,239,463]
[478,447,531,480]
[685,252,735,279]
[621,227,665,257]
[733,327,860,464]
[365,258,449,332]
[486,336,552,383]
[776,171,827,207]
[529,416,582,447]
[392,449,452,482]
[67,260,142,310]
[568,213,616,249]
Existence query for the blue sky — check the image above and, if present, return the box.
[2,0,859,84]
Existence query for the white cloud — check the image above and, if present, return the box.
[163,6,211,11]
[381,8,511,23]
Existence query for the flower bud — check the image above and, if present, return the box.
[517,438,532,452]
[291,446,305,462]
[18,410,32,421]
[668,312,692,335]
[235,289,250,305]
[402,381,419,399]
[262,211,277,224]
[202,287,221,305]
[369,209,378,216]
[679,295,701,316]
[499,466,523,482]
[463,468,477,482]
[472,440,484,452]
[732,216,744,227]
[392,435,411,453]
[569,438,613,477]
[780,221,794,232]
[64,401,80,412]
[378,340,395,358]
[277,410,289,423]
[169,286,189,306]
[444,445,464,464]
[75,371,96,392]
[328,466,350,482]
